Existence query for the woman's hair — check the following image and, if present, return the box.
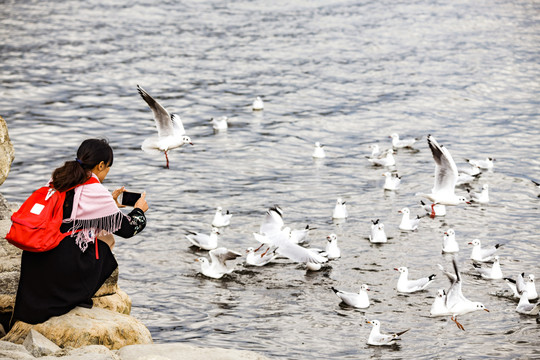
[51,138,114,192]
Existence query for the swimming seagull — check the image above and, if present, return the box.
[515,291,540,316]
[472,256,503,279]
[383,172,401,191]
[390,133,420,149]
[430,289,451,317]
[137,85,193,169]
[417,135,469,217]
[195,247,242,279]
[289,225,314,245]
[465,157,495,170]
[442,259,490,330]
[324,233,341,260]
[312,142,326,159]
[332,284,370,308]
[365,320,409,346]
[185,227,220,250]
[504,273,538,300]
[395,266,436,293]
[468,184,489,203]
[442,228,459,253]
[367,149,396,167]
[369,219,387,243]
[419,200,446,216]
[245,246,277,266]
[332,198,348,219]
[368,144,381,158]
[211,116,228,131]
[211,206,233,227]
[252,96,264,111]
[398,207,420,231]
[469,239,502,263]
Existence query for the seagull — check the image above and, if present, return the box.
[455,170,479,186]
[468,184,489,203]
[369,219,387,243]
[442,259,489,330]
[332,198,348,219]
[383,172,401,191]
[137,85,193,169]
[430,289,451,317]
[312,142,326,159]
[252,96,264,111]
[469,239,502,262]
[365,320,409,346]
[417,135,469,217]
[195,247,242,279]
[395,266,435,293]
[211,116,228,131]
[289,225,314,245]
[245,246,277,266]
[390,133,420,149]
[504,273,538,300]
[368,144,381,158]
[324,233,341,260]
[419,200,446,217]
[515,291,540,316]
[472,256,503,279]
[331,284,370,308]
[398,207,420,231]
[259,205,284,237]
[367,149,396,167]
[211,206,233,227]
[185,227,220,250]
[442,228,459,253]
[465,157,495,170]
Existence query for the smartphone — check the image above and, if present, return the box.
[121,191,142,207]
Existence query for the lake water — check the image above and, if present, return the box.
[1,0,539,358]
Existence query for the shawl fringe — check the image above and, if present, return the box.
[63,211,126,252]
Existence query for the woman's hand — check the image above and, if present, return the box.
[134,191,149,212]
[112,186,126,208]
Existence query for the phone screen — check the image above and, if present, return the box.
[121,191,142,207]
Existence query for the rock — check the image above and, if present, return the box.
[117,343,272,360]
[41,345,120,360]
[0,340,35,360]
[93,287,131,315]
[23,329,61,357]
[3,306,152,350]
[0,116,15,187]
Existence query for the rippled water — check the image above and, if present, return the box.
[1,0,540,358]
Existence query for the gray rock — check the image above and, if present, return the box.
[0,340,34,360]
[0,116,15,187]
[41,345,120,360]
[23,329,61,357]
[117,343,271,360]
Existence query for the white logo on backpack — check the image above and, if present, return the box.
[30,203,45,215]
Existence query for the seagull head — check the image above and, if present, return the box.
[182,136,194,145]
[468,239,481,246]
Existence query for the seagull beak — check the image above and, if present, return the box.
[394,268,399,271]
[466,201,471,204]
[484,309,490,312]
[468,242,473,245]
[195,259,199,262]
[398,210,402,213]
[189,142,194,145]
[444,232,448,235]
[366,320,371,324]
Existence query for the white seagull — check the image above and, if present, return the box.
[332,284,370,308]
[504,273,538,300]
[430,289,451,317]
[312,142,326,159]
[442,228,459,253]
[469,239,502,263]
[137,85,193,169]
[417,135,469,217]
[443,259,490,330]
[468,184,489,203]
[395,266,436,293]
[465,157,495,170]
[185,227,220,250]
[324,233,341,260]
[472,256,503,279]
[366,320,409,346]
[383,172,401,191]
[369,219,387,243]
[195,247,242,279]
[252,96,264,110]
[368,149,396,167]
[259,205,284,237]
[211,206,233,227]
[211,116,228,131]
[368,144,381,158]
[245,246,277,267]
[332,198,348,219]
[289,225,314,245]
[398,207,420,231]
[515,291,540,316]
[419,200,446,216]
[390,133,420,149]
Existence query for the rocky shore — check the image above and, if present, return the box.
[0,116,270,359]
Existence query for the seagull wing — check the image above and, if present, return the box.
[516,273,526,294]
[137,85,175,137]
[171,114,186,136]
[209,247,242,273]
[260,206,284,235]
[277,241,327,264]
[427,135,458,195]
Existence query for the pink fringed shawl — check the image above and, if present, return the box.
[62,174,125,252]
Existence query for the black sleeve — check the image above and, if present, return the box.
[113,208,147,238]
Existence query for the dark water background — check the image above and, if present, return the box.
[1,0,539,358]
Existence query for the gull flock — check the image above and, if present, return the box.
[135,86,539,347]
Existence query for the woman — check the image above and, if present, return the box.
[11,138,148,326]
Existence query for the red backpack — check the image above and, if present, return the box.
[6,177,99,252]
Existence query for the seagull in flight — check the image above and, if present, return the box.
[137,85,193,169]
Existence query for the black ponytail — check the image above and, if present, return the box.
[51,139,114,192]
